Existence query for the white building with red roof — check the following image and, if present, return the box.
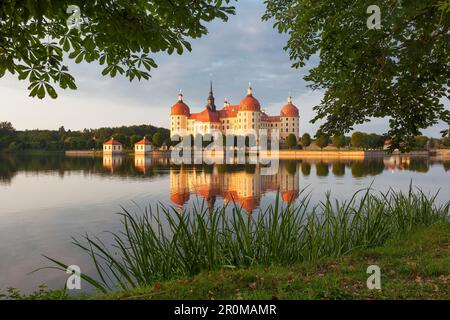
[134,136,153,154]
[103,137,123,154]
[170,83,300,142]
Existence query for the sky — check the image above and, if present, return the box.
[0,0,447,137]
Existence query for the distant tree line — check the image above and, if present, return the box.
[0,122,171,152]
[286,130,450,151]
[2,120,449,152]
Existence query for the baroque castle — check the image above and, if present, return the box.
[170,83,300,141]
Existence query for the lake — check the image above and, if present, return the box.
[0,153,449,294]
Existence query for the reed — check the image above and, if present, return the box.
[45,186,449,293]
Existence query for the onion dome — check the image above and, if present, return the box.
[281,190,299,203]
[170,192,190,206]
[171,91,190,116]
[239,83,261,112]
[239,196,260,213]
[280,95,299,117]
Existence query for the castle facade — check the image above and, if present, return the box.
[170,83,300,142]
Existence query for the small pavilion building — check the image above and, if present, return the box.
[103,137,123,154]
[134,136,153,154]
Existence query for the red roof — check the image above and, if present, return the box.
[218,107,238,118]
[171,101,190,116]
[260,112,269,121]
[135,137,152,145]
[189,108,220,123]
[268,116,281,122]
[280,103,299,117]
[103,138,122,145]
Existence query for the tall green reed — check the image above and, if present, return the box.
[44,187,449,293]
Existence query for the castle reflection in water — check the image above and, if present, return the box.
[99,153,448,213]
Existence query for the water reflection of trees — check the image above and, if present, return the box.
[332,162,345,176]
[301,162,311,176]
[350,160,385,178]
[444,161,450,172]
[316,162,329,177]
[0,153,170,184]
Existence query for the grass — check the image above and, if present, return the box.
[42,186,449,295]
[98,222,450,300]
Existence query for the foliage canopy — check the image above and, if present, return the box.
[264,0,450,151]
[0,1,235,98]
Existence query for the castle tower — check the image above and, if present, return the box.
[207,81,216,112]
[170,90,190,138]
[280,94,300,140]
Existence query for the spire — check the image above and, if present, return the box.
[207,81,216,111]
[178,89,183,101]
[288,95,292,104]
[247,82,253,96]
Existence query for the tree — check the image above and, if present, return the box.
[442,137,450,148]
[315,131,329,150]
[0,1,235,99]
[112,133,127,145]
[286,133,298,149]
[414,136,429,150]
[0,122,16,149]
[130,135,141,146]
[331,134,345,149]
[0,122,15,134]
[351,132,366,149]
[152,132,163,148]
[264,1,450,151]
[366,133,384,150]
[300,133,311,148]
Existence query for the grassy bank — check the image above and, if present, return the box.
[4,222,448,300]
[99,222,450,300]
[39,187,449,296]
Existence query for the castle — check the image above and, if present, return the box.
[170,83,300,142]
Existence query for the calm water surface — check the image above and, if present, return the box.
[0,153,449,293]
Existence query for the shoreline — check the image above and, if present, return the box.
[63,149,450,160]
